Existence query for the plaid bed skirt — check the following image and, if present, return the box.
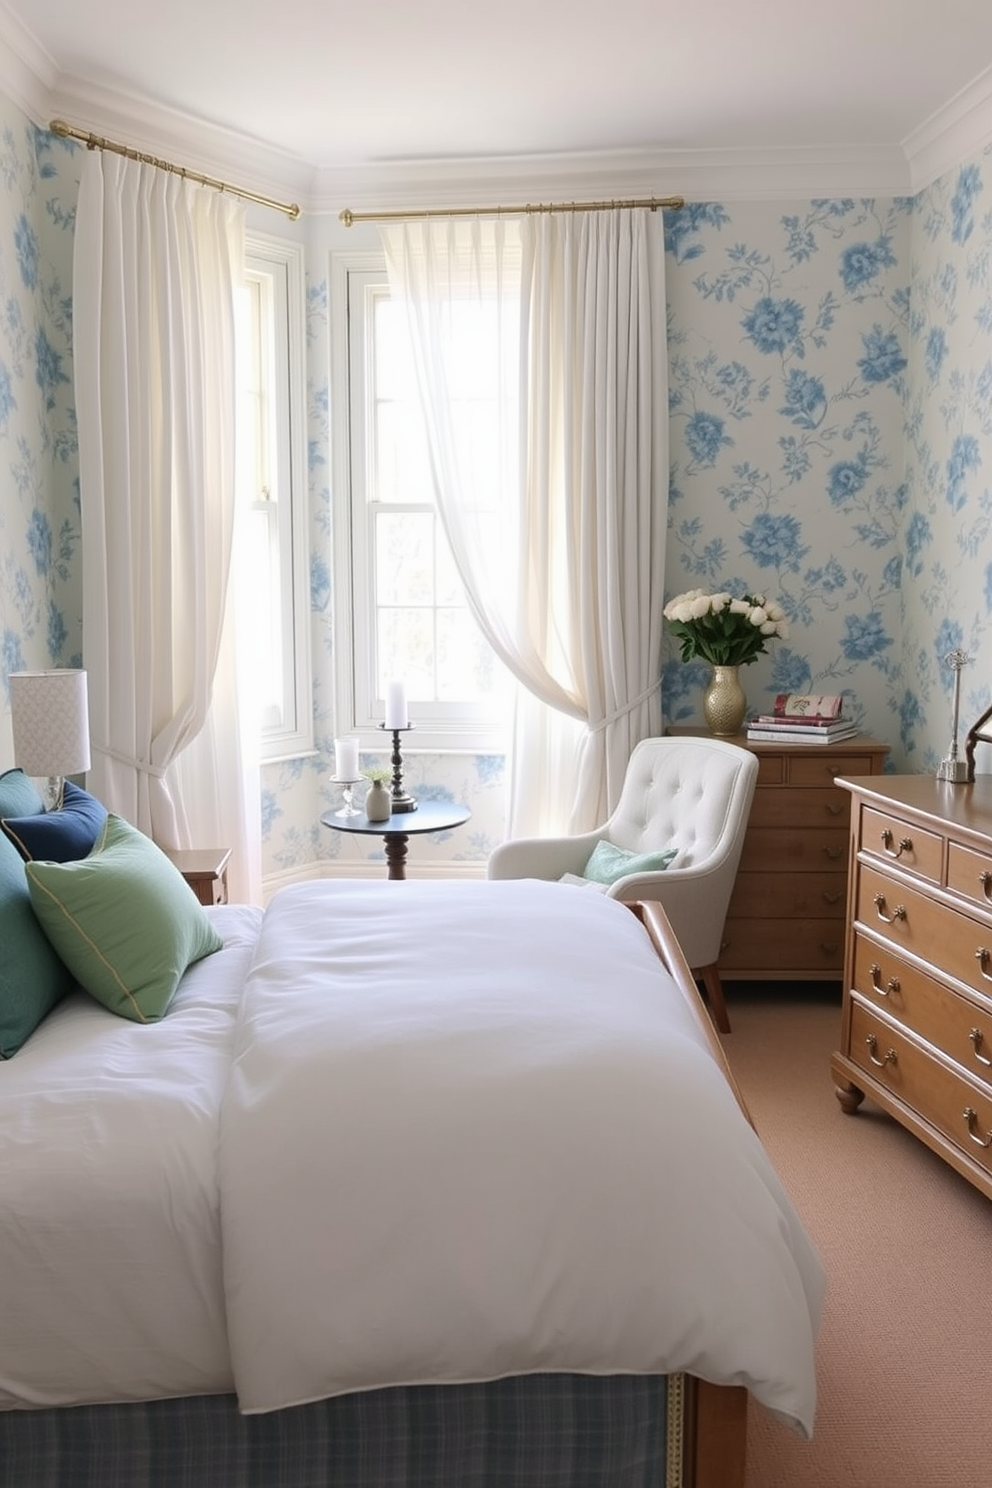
[0,1373,682,1488]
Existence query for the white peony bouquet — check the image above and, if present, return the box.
[663,588,789,667]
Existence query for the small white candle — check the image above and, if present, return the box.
[384,680,408,730]
[334,736,359,780]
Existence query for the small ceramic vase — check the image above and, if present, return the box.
[364,780,392,821]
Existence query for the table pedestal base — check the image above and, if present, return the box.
[383,833,410,881]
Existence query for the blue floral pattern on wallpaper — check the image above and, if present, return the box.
[904,148,992,773]
[662,196,913,747]
[0,103,79,716]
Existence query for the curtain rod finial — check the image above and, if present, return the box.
[340,208,355,227]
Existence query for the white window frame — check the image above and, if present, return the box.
[244,230,312,763]
[329,248,507,754]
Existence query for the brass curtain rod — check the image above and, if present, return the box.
[49,119,301,220]
[340,194,684,226]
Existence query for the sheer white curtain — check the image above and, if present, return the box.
[73,149,261,902]
[380,207,667,834]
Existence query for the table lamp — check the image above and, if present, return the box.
[10,668,91,810]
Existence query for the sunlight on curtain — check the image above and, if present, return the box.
[73,150,260,902]
[380,208,668,834]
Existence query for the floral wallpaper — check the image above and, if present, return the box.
[902,153,992,774]
[0,94,80,757]
[2,74,992,888]
[661,196,912,749]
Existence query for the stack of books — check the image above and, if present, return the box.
[746,693,859,745]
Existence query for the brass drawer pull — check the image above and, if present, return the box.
[865,1033,897,1068]
[873,893,906,924]
[869,962,900,996]
[976,948,992,983]
[980,870,992,903]
[880,828,912,859]
[963,1107,992,1148]
[970,1028,992,1068]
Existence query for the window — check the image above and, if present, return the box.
[238,232,312,761]
[331,253,509,752]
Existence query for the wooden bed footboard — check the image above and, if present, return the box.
[631,901,752,1488]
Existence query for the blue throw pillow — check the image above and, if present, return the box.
[2,780,108,863]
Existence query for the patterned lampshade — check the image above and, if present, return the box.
[10,669,91,780]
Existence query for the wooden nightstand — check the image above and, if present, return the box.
[668,728,888,979]
[165,847,231,905]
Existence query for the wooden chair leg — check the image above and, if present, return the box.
[696,962,731,1034]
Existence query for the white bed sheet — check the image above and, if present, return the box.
[219,880,824,1435]
[0,903,262,1409]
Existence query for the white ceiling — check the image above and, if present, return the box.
[5,0,992,214]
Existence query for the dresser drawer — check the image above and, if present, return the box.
[748,787,849,829]
[947,841,992,912]
[852,934,992,1091]
[856,863,992,1000]
[789,753,881,785]
[849,1000,992,1178]
[858,806,943,883]
[739,826,848,873]
[720,916,844,973]
[728,870,847,919]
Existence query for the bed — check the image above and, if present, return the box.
[0,823,824,1488]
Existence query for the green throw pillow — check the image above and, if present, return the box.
[581,839,678,886]
[25,814,224,1023]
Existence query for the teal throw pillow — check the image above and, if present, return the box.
[0,827,74,1058]
[2,780,108,863]
[581,839,678,886]
[25,814,224,1023]
[0,767,46,820]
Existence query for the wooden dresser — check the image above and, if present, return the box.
[711,734,889,980]
[831,774,992,1200]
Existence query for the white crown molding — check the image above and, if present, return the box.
[3,2,991,215]
[312,144,913,219]
[904,64,992,191]
[0,3,57,123]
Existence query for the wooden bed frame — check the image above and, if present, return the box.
[632,900,750,1488]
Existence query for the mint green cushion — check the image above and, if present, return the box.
[25,814,223,1023]
[581,839,678,886]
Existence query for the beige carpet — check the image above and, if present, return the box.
[720,986,991,1488]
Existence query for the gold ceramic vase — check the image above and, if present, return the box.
[703,664,747,736]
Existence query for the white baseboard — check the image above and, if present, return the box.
[262,858,487,905]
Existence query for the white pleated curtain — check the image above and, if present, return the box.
[380,208,668,833]
[73,149,261,903]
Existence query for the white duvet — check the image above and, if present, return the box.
[218,880,824,1434]
[0,903,261,1409]
[0,881,824,1437]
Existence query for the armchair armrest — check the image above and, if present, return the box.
[487,831,603,882]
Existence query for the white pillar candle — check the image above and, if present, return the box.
[334,736,359,780]
[384,680,408,730]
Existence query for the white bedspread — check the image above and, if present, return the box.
[219,880,824,1435]
[0,904,262,1409]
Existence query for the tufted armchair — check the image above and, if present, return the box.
[487,735,758,1032]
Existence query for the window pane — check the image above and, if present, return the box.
[375,511,434,605]
[436,607,496,701]
[375,399,434,505]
